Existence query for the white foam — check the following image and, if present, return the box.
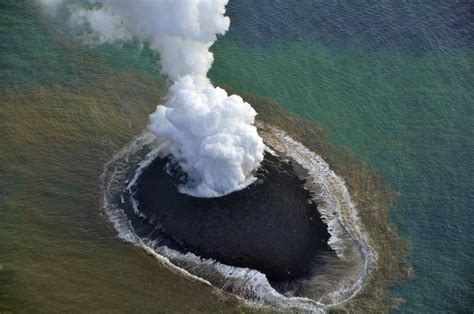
[101,125,375,312]
[259,124,375,303]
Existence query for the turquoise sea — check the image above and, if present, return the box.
[212,1,474,312]
[1,1,473,312]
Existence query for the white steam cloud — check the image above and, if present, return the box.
[40,0,265,197]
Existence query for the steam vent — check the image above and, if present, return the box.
[129,152,332,282]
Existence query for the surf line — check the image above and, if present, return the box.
[100,124,375,311]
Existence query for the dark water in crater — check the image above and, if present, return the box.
[130,153,332,282]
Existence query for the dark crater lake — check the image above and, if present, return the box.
[129,152,332,282]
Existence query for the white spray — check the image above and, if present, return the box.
[41,0,265,197]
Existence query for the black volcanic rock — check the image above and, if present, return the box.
[131,153,331,281]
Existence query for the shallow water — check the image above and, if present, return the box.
[1,0,473,313]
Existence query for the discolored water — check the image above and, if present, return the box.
[1,0,473,313]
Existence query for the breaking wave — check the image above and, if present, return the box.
[100,124,375,312]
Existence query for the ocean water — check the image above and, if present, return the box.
[1,0,473,313]
[1,2,236,312]
[211,1,474,312]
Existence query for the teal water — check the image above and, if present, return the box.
[1,1,473,313]
[210,1,474,312]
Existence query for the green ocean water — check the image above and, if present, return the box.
[211,2,474,312]
[1,1,473,313]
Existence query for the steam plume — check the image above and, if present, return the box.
[40,0,265,197]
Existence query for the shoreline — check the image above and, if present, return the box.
[101,124,375,312]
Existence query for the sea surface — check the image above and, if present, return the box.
[1,1,473,313]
